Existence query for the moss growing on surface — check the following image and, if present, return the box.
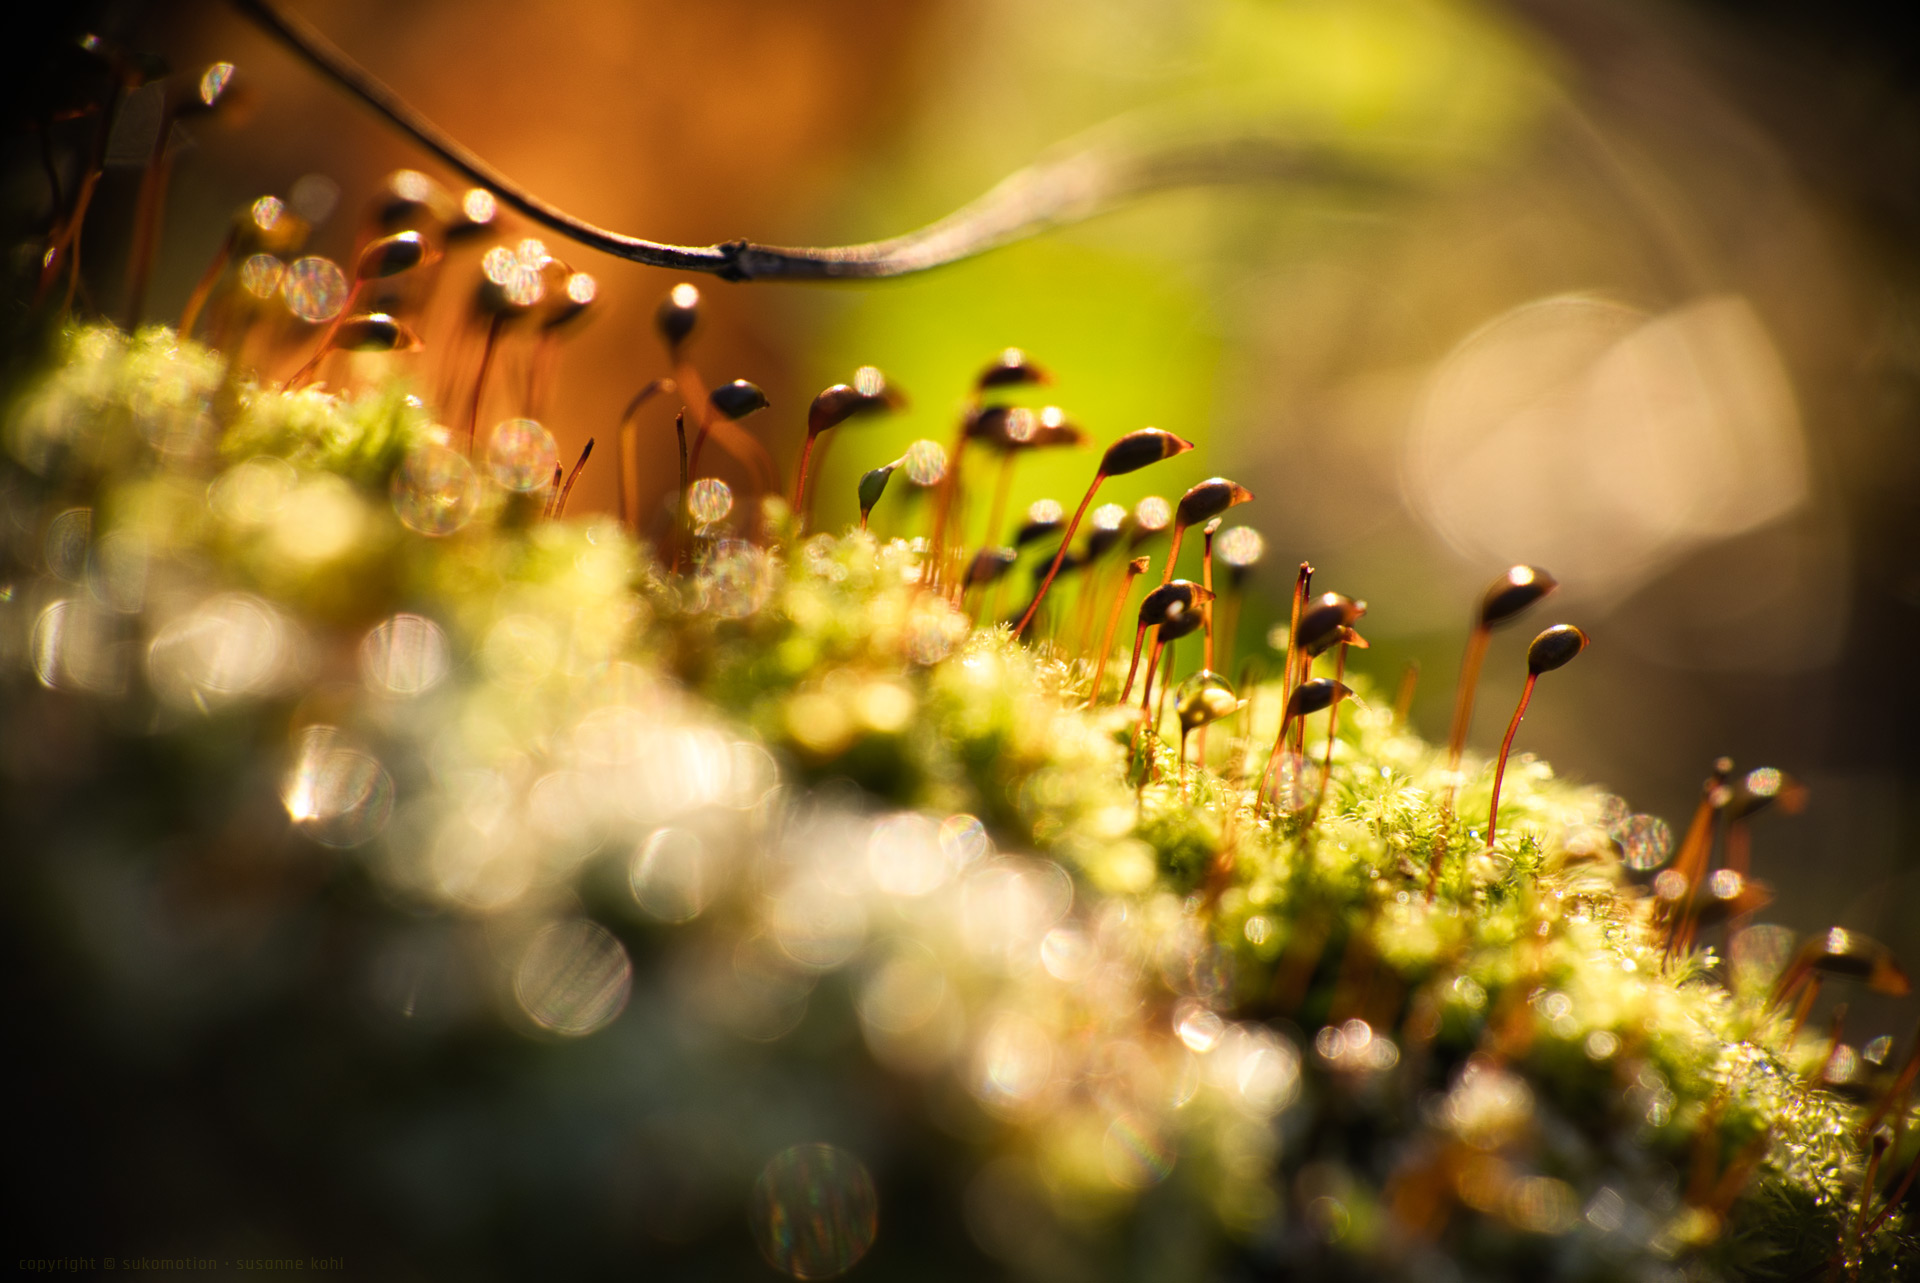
[3,324,1914,1279]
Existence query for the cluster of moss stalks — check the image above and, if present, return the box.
[2,322,1913,1280]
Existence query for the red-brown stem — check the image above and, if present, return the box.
[179,229,237,337]
[1160,524,1188,585]
[1861,1021,1920,1139]
[1393,660,1419,728]
[123,129,178,330]
[985,453,1017,551]
[1308,644,1349,828]
[1445,625,1491,775]
[792,429,822,533]
[619,417,638,531]
[1119,622,1151,705]
[1484,673,1538,851]
[1260,710,1304,807]
[925,421,971,593]
[467,311,506,453]
[290,276,374,390]
[554,438,593,518]
[1786,976,1821,1044]
[1089,574,1143,707]
[672,411,689,572]
[1725,819,1752,878]
[1015,477,1101,637]
[1072,560,1107,655]
[1278,564,1311,751]
[526,330,560,418]
[1154,638,1177,731]
[1863,1147,1920,1239]
[1138,633,1167,737]
[1202,529,1218,672]
[542,463,563,516]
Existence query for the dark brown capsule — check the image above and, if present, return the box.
[1034,548,1087,583]
[1129,496,1173,548]
[965,404,1028,447]
[965,547,1019,587]
[354,230,433,282]
[1137,580,1213,629]
[1027,407,1088,450]
[1087,515,1132,560]
[976,347,1049,392]
[1526,624,1589,675]
[1285,678,1353,721]
[1795,929,1911,994]
[1175,477,1254,530]
[1013,500,1065,548]
[807,384,882,438]
[656,283,700,351]
[540,271,597,330]
[1100,428,1194,478]
[1724,767,1808,821]
[371,169,452,231]
[1159,608,1205,643]
[709,380,769,421]
[1480,565,1558,629]
[1296,592,1366,658]
[446,188,498,240]
[331,312,421,353]
[1690,869,1775,926]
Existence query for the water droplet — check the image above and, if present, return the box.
[239,253,285,299]
[696,540,774,619]
[901,439,947,487]
[250,195,284,231]
[866,812,951,897]
[289,173,339,224]
[686,477,734,526]
[514,919,632,1036]
[1617,814,1673,870]
[198,62,235,106]
[857,941,947,1035]
[482,243,545,307]
[630,827,717,923]
[750,1144,878,1280]
[44,507,91,582]
[486,418,558,493]
[31,598,127,693]
[360,612,449,696]
[282,256,347,323]
[1217,525,1264,568]
[1103,1114,1175,1189]
[769,875,867,971]
[148,592,288,707]
[974,1012,1054,1110]
[939,814,989,867]
[391,441,480,535]
[461,188,496,226]
[281,726,394,847]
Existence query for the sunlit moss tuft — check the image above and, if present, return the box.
[2,324,1913,1279]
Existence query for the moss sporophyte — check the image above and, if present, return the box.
[3,313,1915,1277]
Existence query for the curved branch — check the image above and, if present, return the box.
[235,0,1404,282]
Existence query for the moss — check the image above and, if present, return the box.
[1,323,1913,1279]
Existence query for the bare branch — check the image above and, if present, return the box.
[235,0,1404,282]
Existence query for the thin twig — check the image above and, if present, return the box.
[234,0,1405,282]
